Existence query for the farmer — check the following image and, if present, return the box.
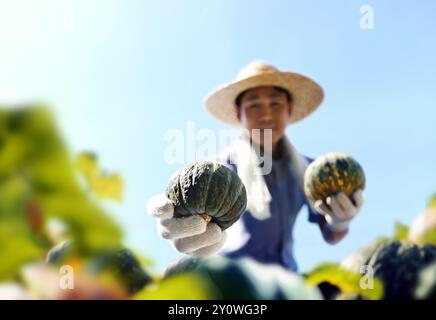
[147,61,364,271]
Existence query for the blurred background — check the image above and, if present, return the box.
[0,0,435,275]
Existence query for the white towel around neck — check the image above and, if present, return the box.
[232,135,310,220]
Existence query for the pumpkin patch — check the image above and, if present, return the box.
[341,240,436,299]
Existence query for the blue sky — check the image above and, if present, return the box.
[1,0,435,273]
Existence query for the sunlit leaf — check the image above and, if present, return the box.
[394,221,410,241]
[418,229,436,245]
[428,193,436,209]
[0,105,125,281]
[0,221,45,281]
[90,173,123,202]
[75,152,99,179]
[306,263,384,300]
[75,152,124,202]
[133,273,211,300]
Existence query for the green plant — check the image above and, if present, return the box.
[138,256,322,300]
[306,263,383,300]
[0,105,123,281]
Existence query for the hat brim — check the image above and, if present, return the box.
[204,71,324,127]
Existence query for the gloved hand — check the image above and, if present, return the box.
[313,189,364,232]
[146,194,227,256]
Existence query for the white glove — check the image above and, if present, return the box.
[313,189,364,232]
[146,194,226,257]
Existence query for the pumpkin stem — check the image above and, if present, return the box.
[201,213,212,224]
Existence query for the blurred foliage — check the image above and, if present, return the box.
[1,103,435,300]
[414,228,436,245]
[144,256,322,300]
[75,152,124,202]
[408,207,436,245]
[428,193,436,209]
[134,273,212,300]
[75,152,99,179]
[306,263,383,300]
[20,262,129,300]
[0,104,123,281]
[0,220,44,280]
[305,191,436,300]
[415,262,436,299]
[45,240,153,295]
[394,221,410,241]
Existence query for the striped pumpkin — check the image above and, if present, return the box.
[304,152,365,203]
[166,161,247,230]
[341,240,436,299]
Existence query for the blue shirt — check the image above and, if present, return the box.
[216,139,321,272]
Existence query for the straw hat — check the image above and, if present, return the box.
[204,61,324,127]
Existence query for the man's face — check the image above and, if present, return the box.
[236,86,293,150]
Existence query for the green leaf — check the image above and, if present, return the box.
[133,273,212,300]
[75,152,124,202]
[428,193,436,209]
[306,263,384,300]
[417,229,436,245]
[0,105,125,280]
[90,173,123,202]
[394,221,410,241]
[415,262,436,299]
[75,152,99,179]
[0,221,44,281]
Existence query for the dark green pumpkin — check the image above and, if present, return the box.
[341,240,436,299]
[304,152,365,203]
[165,161,247,230]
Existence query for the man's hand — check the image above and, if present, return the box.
[146,194,226,256]
[314,189,364,232]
